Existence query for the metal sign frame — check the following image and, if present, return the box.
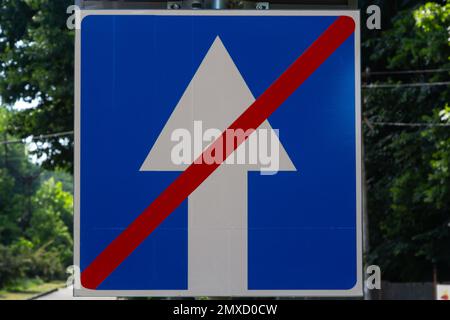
[75,1,358,10]
[74,9,362,297]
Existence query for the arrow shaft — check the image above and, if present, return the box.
[81,16,355,289]
[189,167,247,294]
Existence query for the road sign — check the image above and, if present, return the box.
[75,10,362,297]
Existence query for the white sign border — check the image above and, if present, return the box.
[74,9,362,298]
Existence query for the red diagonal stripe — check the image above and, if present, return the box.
[81,16,355,289]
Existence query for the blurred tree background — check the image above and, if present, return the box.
[0,0,73,291]
[0,108,73,289]
[0,0,74,172]
[361,0,450,282]
[0,0,448,292]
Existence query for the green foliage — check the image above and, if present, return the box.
[2,277,44,293]
[0,0,74,171]
[0,108,40,245]
[0,244,27,288]
[11,238,68,281]
[368,2,450,70]
[364,2,450,281]
[28,178,73,265]
[0,108,73,288]
[0,239,68,288]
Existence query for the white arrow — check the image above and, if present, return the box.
[140,37,296,295]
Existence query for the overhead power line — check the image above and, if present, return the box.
[0,131,74,146]
[367,121,450,128]
[362,81,450,89]
[364,68,450,76]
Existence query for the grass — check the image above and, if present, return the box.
[0,278,65,300]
